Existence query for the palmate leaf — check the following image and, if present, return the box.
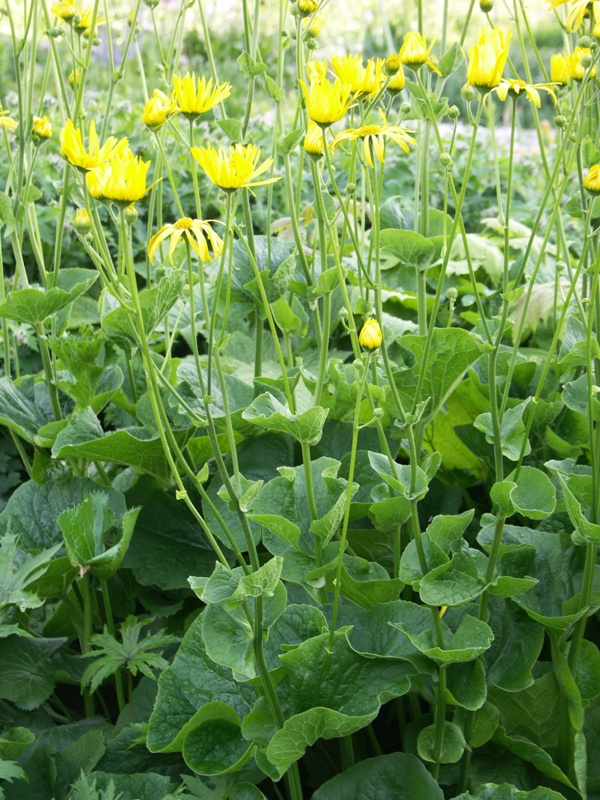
[81,617,179,694]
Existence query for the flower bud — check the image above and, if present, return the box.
[47,26,64,38]
[123,204,139,225]
[439,151,453,168]
[581,53,593,69]
[400,101,411,114]
[384,54,401,76]
[556,260,566,273]
[446,286,458,300]
[32,115,52,144]
[359,318,383,350]
[461,82,475,102]
[578,36,592,49]
[479,0,493,11]
[73,207,92,234]
[306,38,317,50]
[554,114,567,128]
[345,182,357,195]
[448,104,460,119]
[372,407,384,418]
[143,0,160,8]
[297,0,319,17]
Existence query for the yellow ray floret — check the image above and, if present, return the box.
[148,217,223,264]
[299,77,355,126]
[467,27,512,91]
[86,153,151,207]
[60,119,130,171]
[359,318,383,350]
[399,32,441,75]
[190,143,279,191]
[143,89,178,131]
[331,110,416,168]
[172,73,232,121]
[493,78,557,107]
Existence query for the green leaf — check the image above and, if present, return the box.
[453,783,568,799]
[426,510,474,552]
[247,514,301,549]
[312,266,346,296]
[0,728,36,760]
[562,374,600,420]
[380,228,440,270]
[419,550,486,607]
[182,714,253,776]
[51,407,173,480]
[216,117,243,142]
[277,127,304,154]
[447,658,487,711]
[491,467,556,520]
[474,400,531,461]
[312,753,444,800]
[392,607,493,663]
[0,192,16,235]
[270,296,306,335]
[437,41,463,76]
[368,451,429,500]
[417,721,466,763]
[147,614,256,753]
[368,494,412,532]
[0,269,98,324]
[0,376,55,443]
[0,636,75,709]
[557,473,600,545]
[558,314,600,369]
[0,759,25,783]
[0,535,62,612]
[242,392,328,445]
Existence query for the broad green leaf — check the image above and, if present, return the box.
[51,407,172,480]
[557,473,600,545]
[417,721,466,763]
[0,636,73,709]
[437,41,463,76]
[242,392,328,445]
[491,467,556,520]
[426,510,474,551]
[270,296,306,335]
[87,771,175,800]
[575,640,600,701]
[312,265,346,296]
[0,728,35,760]
[0,376,55,443]
[380,228,440,270]
[399,534,449,588]
[485,597,544,691]
[392,607,493,664]
[368,451,429,500]
[247,514,301,549]
[447,657,487,710]
[310,484,358,545]
[0,269,98,324]
[562,373,600,420]
[419,550,487,607]
[469,701,500,747]
[368,494,411,532]
[312,753,444,800]
[474,400,531,461]
[263,603,328,670]
[558,314,600,369]
[147,615,256,753]
[453,783,568,799]
[493,725,575,790]
[182,712,253,776]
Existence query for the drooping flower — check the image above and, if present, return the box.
[143,89,178,131]
[190,143,279,191]
[359,318,382,350]
[303,121,325,158]
[583,164,600,196]
[330,54,386,98]
[493,78,557,106]
[550,53,571,84]
[399,32,441,75]
[0,110,17,132]
[50,1,77,22]
[32,116,52,143]
[171,73,232,122]
[148,217,223,264]
[467,27,511,91]
[61,119,130,171]
[331,109,416,168]
[299,77,354,126]
[86,153,151,207]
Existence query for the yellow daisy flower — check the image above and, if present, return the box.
[583,164,600,196]
[330,110,416,168]
[60,119,130,172]
[307,59,329,82]
[493,78,557,107]
[86,153,151,208]
[359,318,382,350]
[0,110,18,132]
[171,73,232,122]
[32,116,52,143]
[303,11,324,37]
[143,89,178,131]
[148,218,223,264]
[399,32,441,75]
[467,27,511,91]
[299,77,355,127]
[569,47,597,80]
[74,9,105,37]
[550,53,571,84]
[330,54,386,98]
[190,143,279,191]
[303,121,325,158]
[548,0,599,31]
[50,1,77,22]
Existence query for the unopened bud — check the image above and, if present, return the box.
[400,101,411,114]
[439,151,453,168]
[461,82,475,102]
[556,261,566,273]
[554,115,567,128]
[480,0,493,11]
[384,54,400,76]
[48,26,64,38]
[73,208,92,234]
[578,36,592,49]
[446,287,458,300]
[581,53,593,69]
[306,38,317,50]
[448,104,460,119]
[345,182,357,195]
[122,205,138,225]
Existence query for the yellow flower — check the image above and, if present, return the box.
[583,164,600,196]
[307,59,329,82]
[32,116,52,142]
[0,110,17,132]
[50,1,76,22]
[331,110,416,168]
[190,143,279,191]
[303,11,324,37]
[550,53,571,84]
[143,89,178,131]
[86,153,151,208]
[68,69,81,88]
[74,9,105,37]
[399,32,441,75]
[298,0,319,14]
[467,27,511,91]
[493,78,557,107]
[60,119,130,172]
[303,121,325,158]
[171,72,232,122]
[387,65,406,94]
[148,218,223,264]
[359,318,382,350]
[299,77,354,126]
[548,0,598,31]
[330,54,386,98]
[569,47,597,80]
[73,207,92,233]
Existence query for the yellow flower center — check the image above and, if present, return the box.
[174,218,194,230]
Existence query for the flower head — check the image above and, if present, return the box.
[359,318,382,350]
[331,109,416,168]
[467,27,511,91]
[583,164,600,196]
[493,78,557,107]
[143,89,178,131]
[303,121,325,158]
[51,1,77,22]
[191,143,278,191]
[330,54,386,98]
[61,119,130,171]
[569,47,597,80]
[303,10,324,37]
[307,59,329,82]
[548,0,598,31]
[299,77,355,126]
[387,65,406,94]
[550,53,571,84]
[172,73,232,122]
[74,9,105,37]
[148,217,223,264]
[399,32,441,75]
[32,116,52,143]
[298,0,319,15]
[86,153,151,208]
[73,207,92,234]
[0,110,17,132]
